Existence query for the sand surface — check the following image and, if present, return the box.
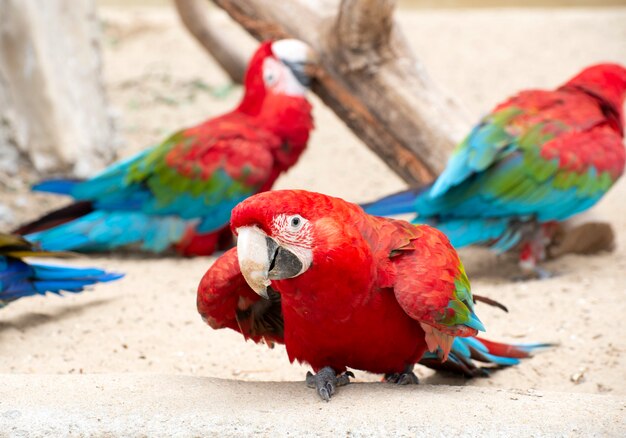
[1,4,626,425]
[2,374,625,436]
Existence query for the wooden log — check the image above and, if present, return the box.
[173,0,248,84]
[207,0,470,184]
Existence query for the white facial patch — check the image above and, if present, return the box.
[271,214,313,246]
[272,39,311,64]
[262,57,306,97]
[271,213,314,276]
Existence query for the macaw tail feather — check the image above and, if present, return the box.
[421,217,522,250]
[360,186,427,217]
[361,187,527,250]
[13,201,94,235]
[32,178,83,196]
[0,261,123,307]
[25,210,189,253]
[418,336,553,377]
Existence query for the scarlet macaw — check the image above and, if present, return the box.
[198,190,546,400]
[17,40,315,256]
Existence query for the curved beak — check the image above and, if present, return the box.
[272,39,317,88]
[236,226,304,299]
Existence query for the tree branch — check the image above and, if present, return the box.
[210,0,470,185]
[173,0,248,84]
[334,0,395,68]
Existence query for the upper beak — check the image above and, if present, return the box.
[273,39,317,88]
[236,226,304,299]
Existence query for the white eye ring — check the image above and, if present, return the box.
[288,215,304,231]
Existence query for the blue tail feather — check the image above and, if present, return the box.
[1,257,123,307]
[26,211,189,253]
[32,179,82,196]
[419,336,551,377]
[417,217,518,249]
[360,187,427,217]
[362,188,516,249]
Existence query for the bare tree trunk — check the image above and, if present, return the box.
[173,0,247,84]
[207,0,470,184]
[0,0,116,178]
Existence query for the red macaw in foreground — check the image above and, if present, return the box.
[363,63,626,278]
[17,39,315,256]
[198,190,546,400]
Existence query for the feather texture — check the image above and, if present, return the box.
[19,41,314,256]
[199,190,544,378]
[362,64,626,258]
[0,233,122,307]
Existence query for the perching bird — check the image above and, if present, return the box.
[197,190,546,401]
[16,39,315,256]
[0,233,122,308]
[362,64,626,278]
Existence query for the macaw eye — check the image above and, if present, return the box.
[263,61,279,86]
[264,70,276,85]
[288,215,304,230]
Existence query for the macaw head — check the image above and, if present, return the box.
[231,190,367,298]
[237,39,315,115]
[237,39,316,171]
[564,63,626,124]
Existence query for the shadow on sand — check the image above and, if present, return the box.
[0,297,114,335]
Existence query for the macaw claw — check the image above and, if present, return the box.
[384,365,419,385]
[305,367,354,401]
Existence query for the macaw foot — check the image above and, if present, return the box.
[305,367,354,401]
[518,236,556,281]
[384,365,419,385]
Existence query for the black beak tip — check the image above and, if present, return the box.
[268,246,303,280]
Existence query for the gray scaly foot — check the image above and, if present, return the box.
[305,367,354,401]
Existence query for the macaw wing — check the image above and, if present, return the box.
[197,247,284,346]
[388,224,485,361]
[68,123,279,232]
[418,125,624,225]
[429,89,613,199]
[430,106,525,197]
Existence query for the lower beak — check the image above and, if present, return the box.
[236,226,303,299]
[283,60,312,88]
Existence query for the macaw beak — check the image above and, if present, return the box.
[236,226,303,299]
[272,39,317,88]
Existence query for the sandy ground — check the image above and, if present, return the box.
[2,374,625,436]
[1,4,626,405]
